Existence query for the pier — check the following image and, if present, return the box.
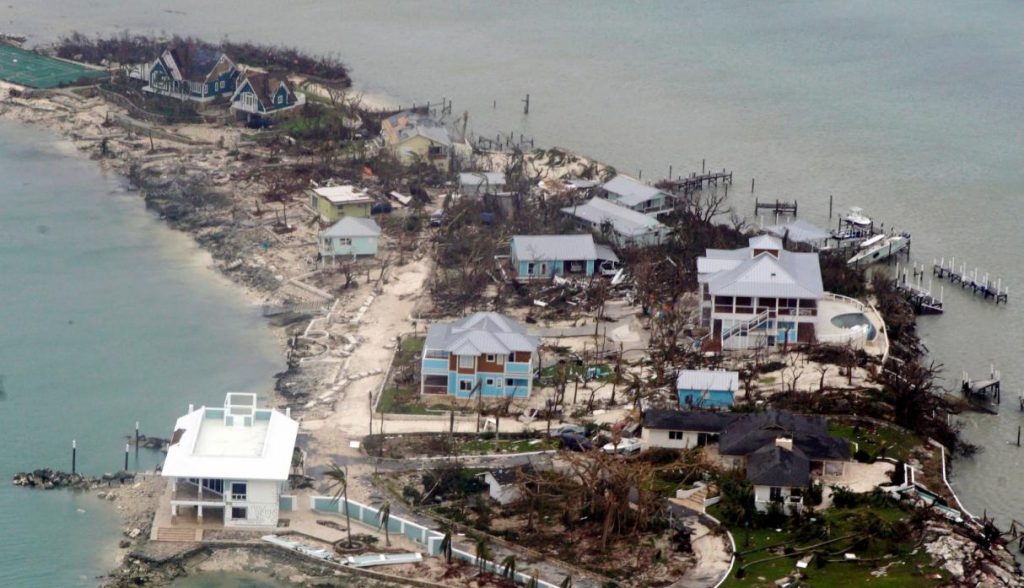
[932,258,1008,304]
[895,262,943,314]
[664,169,733,194]
[962,368,1001,414]
[753,198,798,218]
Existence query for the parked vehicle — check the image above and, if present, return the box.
[559,432,592,452]
[601,438,642,455]
[599,259,621,277]
[429,209,445,227]
[371,201,393,214]
[548,424,586,437]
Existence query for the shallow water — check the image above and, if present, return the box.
[0,122,282,585]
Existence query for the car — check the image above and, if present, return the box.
[371,201,393,214]
[429,210,445,227]
[548,423,586,437]
[601,438,642,455]
[559,432,592,452]
[599,259,621,277]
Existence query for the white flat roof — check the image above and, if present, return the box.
[312,185,374,204]
[161,397,298,481]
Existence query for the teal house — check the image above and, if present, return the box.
[509,234,618,281]
[677,369,738,409]
[230,71,304,120]
[421,313,538,398]
[318,217,381,261]
[144,45,239,103]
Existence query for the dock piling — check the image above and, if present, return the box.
[71,440,76,475]
[123,443,129,472]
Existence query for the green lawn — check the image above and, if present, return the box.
[828,421,922,462]
[716,506,945,588]
[376,336,434,414]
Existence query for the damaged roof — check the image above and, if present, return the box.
[600,175,672,208]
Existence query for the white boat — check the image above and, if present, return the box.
[847,234,910,266]
[843,207,873,228]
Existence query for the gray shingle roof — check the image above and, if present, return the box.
[321,216,381,238]
[511,235,597,262]
[746,445,810,487]
[698,236,823,299]
[718,411,848,461]
[642,409,738,432]
[601,175,670,207]
[561,197,666,237]
[487,464,534,485]
[425,312,538,356]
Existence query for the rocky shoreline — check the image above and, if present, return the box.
[11,468,134,490]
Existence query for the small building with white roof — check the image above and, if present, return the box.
[599,175,675,216]
[161,393,298,528]
[509,234,618,281]
[676,369,739,409]
[318,217,381,260]
[459,172,507,198]
[562,197,669,247]
[306,185,375,223]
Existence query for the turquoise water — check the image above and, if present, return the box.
[0,122,282,585]
[829,313,878,341]
[3,0,1024,573]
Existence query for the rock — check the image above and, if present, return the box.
[97,492,107,499]
[128,527,141,538]
[119,539,131,548]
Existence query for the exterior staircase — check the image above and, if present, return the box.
[155,527,202,542]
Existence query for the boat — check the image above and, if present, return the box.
[847,233,910,266]
[843,206,873,228]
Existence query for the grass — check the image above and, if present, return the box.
[714,506,946,588]
[458,437,558,454]
[376,336,432,414]
[828,421,922,462]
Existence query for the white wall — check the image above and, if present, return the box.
[641,428,701,450]
[484,474,521,506]
[753,485,802,514]
[226,479,281,527]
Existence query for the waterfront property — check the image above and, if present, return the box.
[509,234,618,281]
[459,171,507,198]
[763,219,832,249]
[676,369,738,409]
[421,312,538,398]
[318,216,381,260]
[561,197,669,247]
[381,110,456,171]
[143,45,240,102]
[697,235,823,351]
[307,185,374,223]
[644,409,849,514]
[160,393,299,529]
[598,175,675,216]
[230,70,304,120]
[0,44,108,89]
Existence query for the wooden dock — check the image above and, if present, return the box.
[664,169,733,194]
[962,369,1001,414]
[754,198,798,217]
[933,258,1008,304]
[896,262,943,314]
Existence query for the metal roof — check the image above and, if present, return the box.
[310,185,374,204]
[676,369,739,391]
[322,216,381,238]
[699,236,823,299]
[511,234,597,262]
[459,172,506,188]
[561,197,666,237]
[383,111,452,147]
[763,220,831,244]
[594,244,619,263]
[600,175,669,207]
[425,312,538,356]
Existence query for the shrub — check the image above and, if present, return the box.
[830,485,860,509]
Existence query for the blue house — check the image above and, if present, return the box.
[509,234,618,281]
[144,45,239,102]
[677,369,739,409]
[230,71,304,120]
[421,313,538,399]
[318,217,381,261]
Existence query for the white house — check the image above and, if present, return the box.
[161,393,298,528]
[561,197,669,247]
[598,175,675,217]
[480,465,533,505]
[318,216,381,260]
[747,441,809,514]
[640,409,737,450]
[697,235,823,351]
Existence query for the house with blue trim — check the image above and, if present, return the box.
[230,71,304,120]
[421,312,538,399]
[144,45,240,102]
[318,217,381,261]
[509,234,618,281]
[599,175,675,217]
[676,369,739,409]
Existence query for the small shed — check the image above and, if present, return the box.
[459,172,507,198]
[318,217,381,260]
[481,465,533,505]
[676,369,739,409]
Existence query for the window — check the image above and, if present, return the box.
[505,378,515,387]
[526,262,535,275]
[668,431,684,440]
[508,353,516,363]
[485,378,494,386]
[231,506,248,520]
[459,380,474,392]
[485,354,495,363]
[458,355,475,369]
[769,487,783,501]
[202,479,224,494]
[335,238,352,246]
[231,482,247,501]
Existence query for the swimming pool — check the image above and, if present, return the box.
[830,312,877,340]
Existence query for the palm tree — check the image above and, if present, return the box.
[377,500,392,547]
[474,537,491,574]
[526,571,540,588]
[500,554,516,579]
[439,527,454,565]
[559,576,573,588]
[324,463,352,548]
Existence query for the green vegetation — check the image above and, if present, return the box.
[714,505,945,588]
[458,437,558,455]
[828,421,921,462]
[376,336,433,414]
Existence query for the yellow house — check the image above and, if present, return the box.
[307,185,374,223]
[381,111,453,172]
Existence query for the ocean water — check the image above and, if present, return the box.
[2,0,1024,574]
[0,122,282,585]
